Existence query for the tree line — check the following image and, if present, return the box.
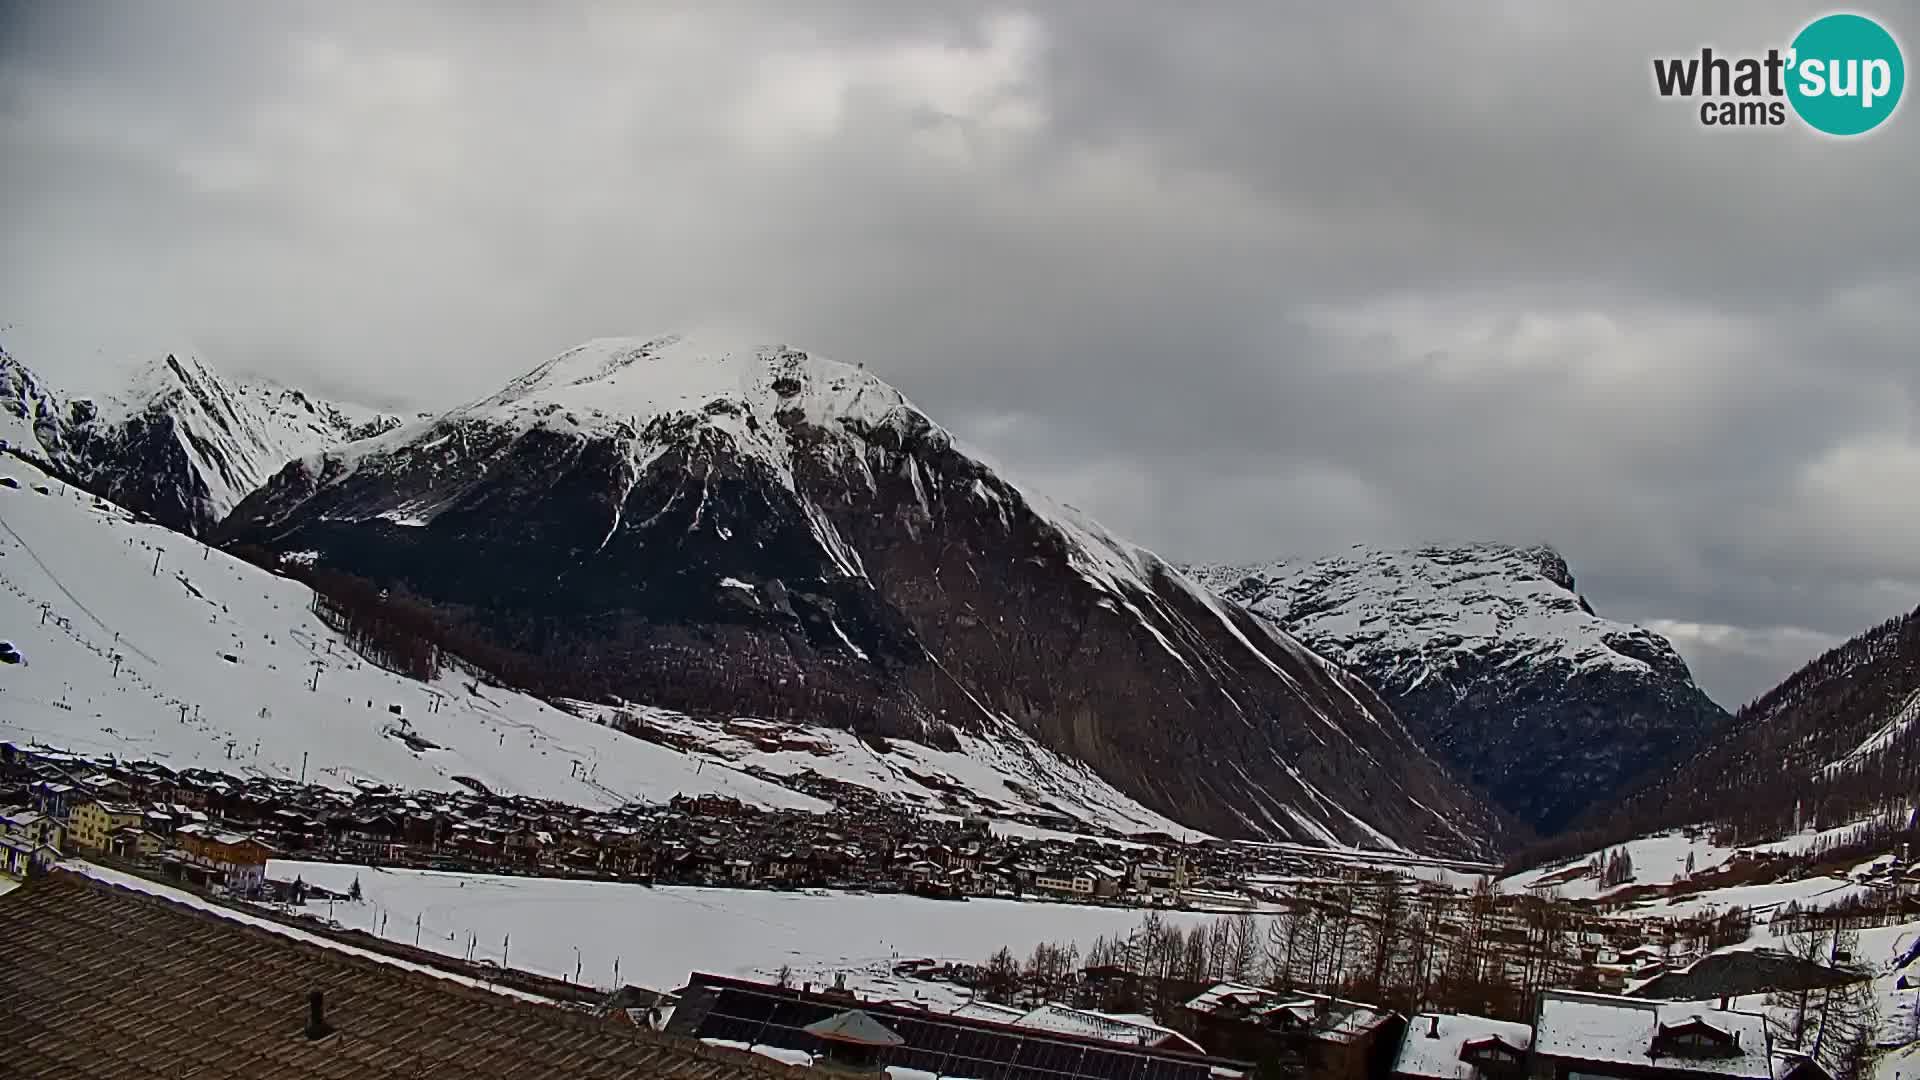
[970,876,1623,1026]
[226,541,964,742]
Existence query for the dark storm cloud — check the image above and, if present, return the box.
[3,1,1916,707]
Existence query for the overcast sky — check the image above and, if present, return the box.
[4,1,1917,708]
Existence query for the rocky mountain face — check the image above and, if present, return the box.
[219,334,1503,854]
[0,346,405,535]
[1189,545,1730,837]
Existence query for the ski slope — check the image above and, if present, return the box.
[0,456,826,809]
[0,454,1185,832]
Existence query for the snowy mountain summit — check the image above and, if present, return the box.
[0,344,403,534]
[222,334,1503,854]
[1189,544,1729,836]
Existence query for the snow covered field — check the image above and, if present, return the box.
[0,454,1178,834]
[270,859,1213,1004]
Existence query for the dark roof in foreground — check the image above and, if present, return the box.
[0,868,794,1080]
[805,1009,907,1047]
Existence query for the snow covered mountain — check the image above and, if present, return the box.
[0,451,1192,833]
[220,334,1503,854]
[1612,601,1920,846]
[0,345,406,535]
[1188,544,1729,837]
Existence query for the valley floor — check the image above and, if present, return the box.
[265,858,1218,1008]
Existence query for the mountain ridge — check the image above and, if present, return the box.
[0,343,411,535]
[218,334,1505,855]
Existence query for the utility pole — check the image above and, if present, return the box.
[152,550,162,576]
[300,752,308,785]
[111,654,123,678]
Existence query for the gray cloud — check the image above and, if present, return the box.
[3,1,1917,707]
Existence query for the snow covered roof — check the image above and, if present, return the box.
[1532,991,1771,1079]
[949,1001,1028,1023]
[1183,982,1279,1015]
[1012,1004,1205,1052]
[1393,1013,1533,1080]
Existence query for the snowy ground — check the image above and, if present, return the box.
[0,454,1179,834]
[269,859,1215,1004]
[1500,820,1912,905]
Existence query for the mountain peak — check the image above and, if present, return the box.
[479,334,920,434]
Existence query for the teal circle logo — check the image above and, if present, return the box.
[1787,13,1904,135]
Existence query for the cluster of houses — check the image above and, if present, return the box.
[668,968,1847,1080]
[1,746,276,894]
[0,743,1298,908]
[1179,979,1847,1080]
[1850,848,1920,899]
[2,733,1881,1080]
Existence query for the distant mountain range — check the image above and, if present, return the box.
[0,346,413,534]
[15,333,1883,858]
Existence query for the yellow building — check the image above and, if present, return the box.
[67,800,146,853]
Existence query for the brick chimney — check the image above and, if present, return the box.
[304,990,334,1040]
